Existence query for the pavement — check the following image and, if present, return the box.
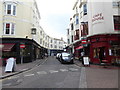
[0,57,47,79]
[74,59,120,88]
[0,57,120,88]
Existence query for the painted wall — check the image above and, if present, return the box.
[88,0,120,36]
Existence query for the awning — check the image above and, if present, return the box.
[76,46,83,50]
[0,44,15,51]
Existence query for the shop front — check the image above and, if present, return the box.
[88,34,120,65]
[74,40,90,60]
[0,38,42,66]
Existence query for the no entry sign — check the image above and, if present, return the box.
[20,44,25,48]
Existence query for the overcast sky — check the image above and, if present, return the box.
[36,0,75,41]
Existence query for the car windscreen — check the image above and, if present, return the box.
[62,53,70,57]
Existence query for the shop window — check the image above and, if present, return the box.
[5,4,16,16]
[109,47,120,56]
[21,45,31,57]
[114,16,120,31]
[3,23,15,35]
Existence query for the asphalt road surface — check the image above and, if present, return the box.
[1,56,86,89]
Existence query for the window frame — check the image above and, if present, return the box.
[114,16,120,31]
[3,23,15,35]
[83,4,87,15]
[5,3,16,16]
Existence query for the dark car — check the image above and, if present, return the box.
[59,52,74,64]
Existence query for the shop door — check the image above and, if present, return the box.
[99,47,106,61]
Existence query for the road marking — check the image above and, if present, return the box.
[24,74,34,77]
[7,76,19,80]
[37,71,47,75]
[19,68,29,71]
[3,83,12,86]
[17,79,23,83]
[79,67,87,88]
[74,64,81,68]
[60,69,68,72]
[49,70,59,73]
[69,68,78,71]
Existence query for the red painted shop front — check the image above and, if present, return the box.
[88,34,120,65]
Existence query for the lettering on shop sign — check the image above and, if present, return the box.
[92,13,104,23]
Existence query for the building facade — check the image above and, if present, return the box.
[48,37,67,56]
[0,0,66,65]
[67,0,120,65]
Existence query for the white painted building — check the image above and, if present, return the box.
[0,0,67,64]
[67,0,120,64]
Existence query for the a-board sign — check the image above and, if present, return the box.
[5,57,16,72]
[83,57,89,65]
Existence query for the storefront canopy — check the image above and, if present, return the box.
[0,43,15,51]
[76,46,83,50]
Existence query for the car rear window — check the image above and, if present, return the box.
[62,53,70,57]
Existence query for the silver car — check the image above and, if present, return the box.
[59,52,74,64]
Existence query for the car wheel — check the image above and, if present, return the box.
[71,60,74,64]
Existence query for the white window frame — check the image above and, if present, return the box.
[5,3,16,16]
[3,23,15,35]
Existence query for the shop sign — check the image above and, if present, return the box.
[92,13,104,23]
[20,44,25,48]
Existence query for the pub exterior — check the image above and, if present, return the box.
[67,0,120,65]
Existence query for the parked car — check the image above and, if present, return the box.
[59,52,74,64]
[56,53,61,59]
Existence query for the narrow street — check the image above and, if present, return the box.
[2,56,85,88]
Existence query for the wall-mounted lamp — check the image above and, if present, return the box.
[31,28,36,35]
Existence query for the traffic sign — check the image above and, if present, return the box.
[20,44,25,48]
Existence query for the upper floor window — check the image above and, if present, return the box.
[67,39,70,44]
[76,16,79,25]
[67,29,69,35]
[113,2,120,7]
[71,23,74,30]
[114,16,120,31]
[5,4,16,16]
[3,23,15,35]
[71,35,74,42]
[83,4,87,15]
